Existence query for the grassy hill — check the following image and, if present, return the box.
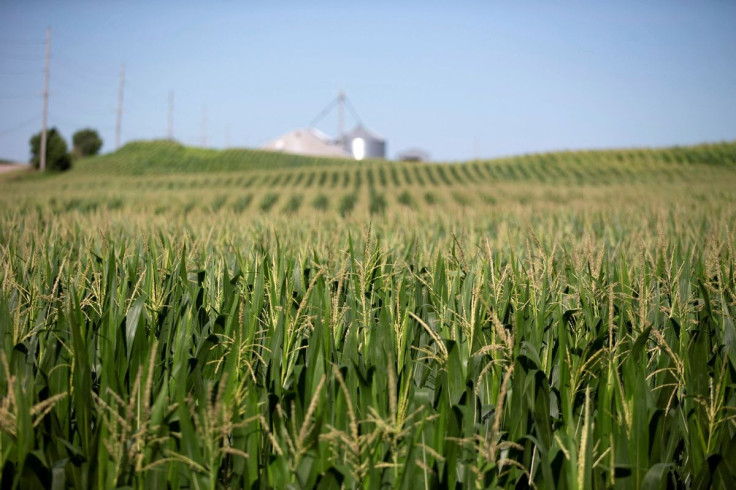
[73,140,359,175]
[74,139,736,177]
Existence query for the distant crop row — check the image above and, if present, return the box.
[16,189,484,218]
[69,141,736,182]
[8,180,736,222]
[45,156,733,198]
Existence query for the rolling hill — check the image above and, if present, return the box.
[72,139,736,178]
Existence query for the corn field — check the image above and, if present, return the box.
[1,141,736,488]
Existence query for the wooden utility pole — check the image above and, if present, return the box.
[168,90,174,141]
[115,64,125,149]
[39,27,51,171]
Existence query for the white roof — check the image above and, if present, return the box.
[262,128,351,158]
[346,125,384,142]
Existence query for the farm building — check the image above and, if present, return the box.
[261,91,388,161]
[262,128,351,158]
[341,125,386,160]
[397,148,430,162]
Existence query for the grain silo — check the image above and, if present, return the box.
[343,125,386,160]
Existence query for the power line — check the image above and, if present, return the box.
[0,93,39,101]
[125,80,165,107]
[54,54,117,83]
[52,105,115,119]
[48,115,114,132]
[0,114,42,136]
[0,37,43,46]
[0,69,43,76]
[53,64,114,88]
[51,71,115,97]
[0,51,44,62]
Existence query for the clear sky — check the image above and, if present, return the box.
[1,1,735,162]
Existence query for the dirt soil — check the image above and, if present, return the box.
[0,164,29,174]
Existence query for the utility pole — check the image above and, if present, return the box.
[201,106,207,147]
[39,27,51,171]
[337,90,345,144]
[168,90,174,141]
[115,64,125,149]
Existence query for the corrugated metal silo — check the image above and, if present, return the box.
[343,125,386,160]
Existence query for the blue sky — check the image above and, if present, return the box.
[1,1,735,162]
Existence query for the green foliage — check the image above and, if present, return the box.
[423,191,438,205]
[369,189,386,214]
[209,194,228,212]
[312,193,329,211]
[232,194,252,213]
[72,128,103,158]
[259,192,279,212]
[282,193,303,214]
[0,211,735,488]
[451,190,471,206]
[397,190,415,208]
[29,127,72,171]
[338,193,357,216]
[74,140,357,175]
[1,140,736,488]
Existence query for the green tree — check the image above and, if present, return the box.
[72,128,103,158]
[29,127,72,171]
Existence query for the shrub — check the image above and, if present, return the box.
[29,127,72,171]
[72,128,103,158]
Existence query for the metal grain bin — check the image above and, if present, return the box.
[343,125,386,160]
